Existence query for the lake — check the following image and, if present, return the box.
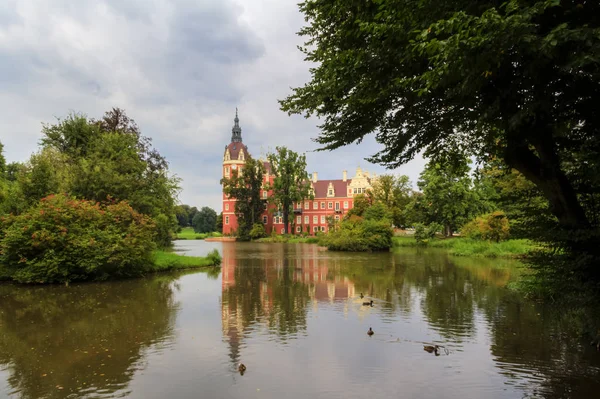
[1,241,599,398]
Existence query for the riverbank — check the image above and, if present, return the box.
[151,249,222,272]
[254,235,320,244]
[393,236,535,258]
[175,227,223,240]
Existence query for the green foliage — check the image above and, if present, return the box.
[17,148,69,207]
[345,194,371,218]
[371,174,413,227]
[152,248,221,271]
[266,146,313,234]
[413,223,442,245]
[192,206,217,233]
[394,236,534,258]
[0,140,5,175]
[153,213,176,249]
[221,158,266,240]
[462,211,510,242]
[216,212,223,232]
[281,0,600,290]
[0,194,156,284]
[320,215,393,252]
[415,158,489,236]
[249,223,267,240]
[363,201,392,222]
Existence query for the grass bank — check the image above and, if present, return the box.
[254,235,320,244]
[393,236,535,258]
[151,249,222,272]
[176,227,223,240]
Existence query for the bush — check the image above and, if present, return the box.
[319,216,393,252]
[461,211,510,242]
[249,223,266,240]
[414,223,441,244]
[0,194,156,284]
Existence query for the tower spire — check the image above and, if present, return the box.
[231,108,242,143]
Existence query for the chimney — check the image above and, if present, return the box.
[312,172,318,183]
[342,170,347,182]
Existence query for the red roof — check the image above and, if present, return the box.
[312,179,349,198]
[224,142,249,161]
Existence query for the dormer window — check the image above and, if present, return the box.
[328,189,333,196]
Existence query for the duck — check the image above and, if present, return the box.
[367,327,374,336]
[360,293,364,299]
[362,300,374,306]
[238,363,246,374]
[423,345,440,355]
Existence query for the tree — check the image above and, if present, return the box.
[40,109,180,247]
[216,212,223,232]
[187,206,199,226]
[175,205,190,227]
[266,146,313,234]
[281,1,599,233]
[417,158,485,237]
[371,174,413,227]
[192,207,218,233]
[0,140,5,176]
[346,194,372,218]
[221,158,266,240]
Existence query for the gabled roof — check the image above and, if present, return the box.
[312,179,349,198]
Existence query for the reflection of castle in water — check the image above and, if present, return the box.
[221,244,355,364]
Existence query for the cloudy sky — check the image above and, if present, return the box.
[0,0,426,211]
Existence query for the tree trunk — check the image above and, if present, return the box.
[444,224,452,237]
[505,140,589,230]
[283,208,289,235]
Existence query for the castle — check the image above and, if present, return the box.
[222,110,376,235]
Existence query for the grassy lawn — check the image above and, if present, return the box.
[176,227,223,240]
[151,249,222,272]
[393,236,536,258]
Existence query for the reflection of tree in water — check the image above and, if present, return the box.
[486,297,600,398]
[0,275,180,399]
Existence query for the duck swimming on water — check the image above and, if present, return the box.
[362,300,373,306]
[238,363,246,374]
[367,327,374,336]
[424,345,440,355]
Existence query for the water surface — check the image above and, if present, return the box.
[1,241,599,398]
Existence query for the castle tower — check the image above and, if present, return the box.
[222,109,250,235]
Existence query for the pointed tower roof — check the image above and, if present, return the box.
[231,108,242,143]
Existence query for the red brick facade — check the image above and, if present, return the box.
[222,111,375,236]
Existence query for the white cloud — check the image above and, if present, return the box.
[0,0,425,212]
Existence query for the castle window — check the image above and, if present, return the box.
[304,201,309,210]
[296,226,301,233]
[225,204,229,211]
[320,216,325,224]
[263,215,267,224]
[320,202,325,209]
[320,226,326,232]
[328,189,333,196]
[225,216,229,225]
[313,201,318,210]
[296,216,301,224]
[353,188,357,194]
[335,215,340,221]
[263,191,267,199]
[335,202,340,211]
[344,201,349,209]
[304,216,309,224]
[313,226,318,233]
[328,202,333,209]
[313,216,318,224]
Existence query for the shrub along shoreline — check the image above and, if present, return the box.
[393,236,535,258]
